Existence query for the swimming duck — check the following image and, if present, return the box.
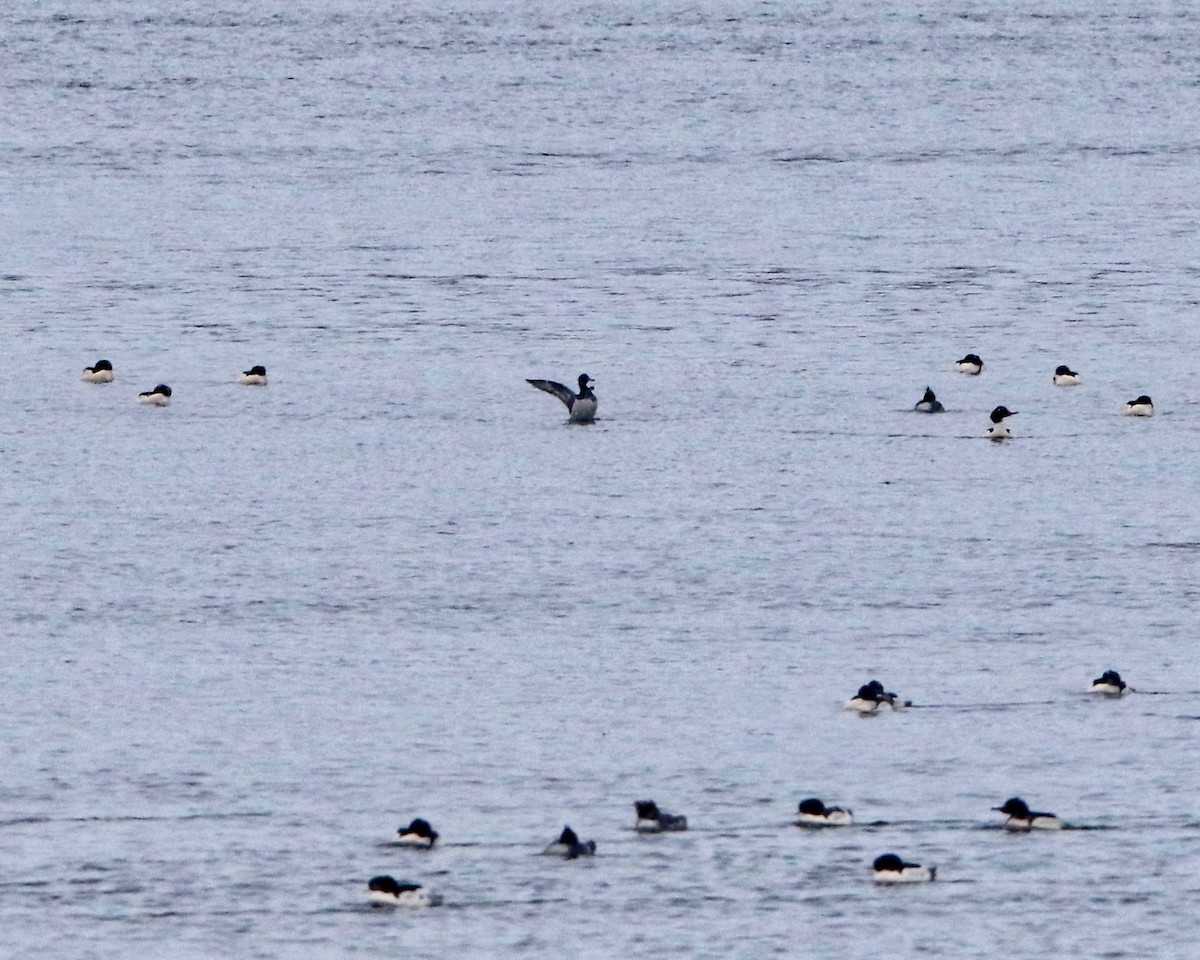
[1052,365,1081,386]
[955,354,984,375]
[394,818,439,847]
[526,374,597,423]
[366,875,440,907]
[1089,670,1129,696]
[872,853,935,883]
[1125,395,1154,417]
[81,359,115,383]
[986,405,1017,440]
[542,825,596,858]
[137,384,172,406]
[633,800,688,833]
[843,680,902,713]
[914,387,944,413]
[795,798,853,827]
[239,365,267,385]
[992,797,1062,831]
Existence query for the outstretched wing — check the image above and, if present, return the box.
[526,378,574,410]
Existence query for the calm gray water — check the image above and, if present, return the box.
[4,1,1200,956]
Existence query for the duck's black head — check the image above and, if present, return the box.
[989,405,1016,423]
[797,798,828,816]
[1095,670,1125,689]
[403,818,437,839]
[155,384,172,396]
[93,359,113,371]
[921,387,937,403]
[1055,365,1074,376]
[1130,395,1152,405]
[634,800,660,820]
[960,354,982,365]
[577,374,594,392]
[246,365,267,376]
[873,853,905,872]
[994,797,1030,817]
[369,875,405,895]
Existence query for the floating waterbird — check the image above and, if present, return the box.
[526,374,597,423]
[914,387,944,413]
[82,359,114,383]
[137,384,172,406]
[872,853,935,883]
[992,797,1062,831]
[795,798,854,827]
[634,800,688,833]
[986,405,1017,440]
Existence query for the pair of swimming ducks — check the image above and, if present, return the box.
[82,360,268,405]
[918,356,1155,440]
[949,355,1084,385]
[826,796,1064,885]
[844,670,1129,713]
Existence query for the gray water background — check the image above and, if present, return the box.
[3,1,1200,956]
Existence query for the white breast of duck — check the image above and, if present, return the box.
[239,365,268,385]
[569,394,597,423]
[795,798,853,826]
[1089,670,1128,696]
[1053,365,1081,386]
[367,876,440,907]
[569,374,596,422]
[872,854,935,883]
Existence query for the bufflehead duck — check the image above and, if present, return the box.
[992,797,1062,831]
[955,354,984,375]
[986,405,1017,440]
[526,374,597,423]
[843,680,904,713]
[633,800,688,833]
[366,875,441,907]
[81,359,115,383]
[872,853,935,883]
[239,365,267,385]
[795,798,853,827]
[542,825,596,858]
[1053,365,1081,386]
[137,384,172,406]
[1089,670,1129,696]
[394,818,439,847]
[1125,395,1154,417]
[914,387,944,413]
